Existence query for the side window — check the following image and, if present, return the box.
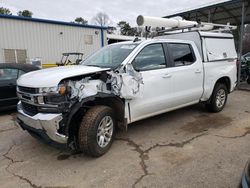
[168,43,195,67]
[0,68,18,81]
[132,44,166,71]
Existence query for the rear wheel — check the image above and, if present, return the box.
[206,83,228,113]
[78,106,115,157]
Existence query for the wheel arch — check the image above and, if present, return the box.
[202,75,232,102]
[66,93,126,148]
[205,78,229,112]
[214,76,231,93]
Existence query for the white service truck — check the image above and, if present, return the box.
[16,19,237,157]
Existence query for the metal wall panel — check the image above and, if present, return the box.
[0,18,106,64]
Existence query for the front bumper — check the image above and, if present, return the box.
[16,102,68,144]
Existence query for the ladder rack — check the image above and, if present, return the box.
[137,15,237,35]
[156,23,236,35]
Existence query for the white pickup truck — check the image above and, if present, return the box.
[16,30,237,157]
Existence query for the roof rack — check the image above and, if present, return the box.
[137,15,237,35]
[157,23,236,35]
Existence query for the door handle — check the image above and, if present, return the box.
[162,74,172,78]
[195,69,202,74]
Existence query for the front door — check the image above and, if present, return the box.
[128,43,173,122]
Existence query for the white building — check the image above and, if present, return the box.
[0,14,107,67]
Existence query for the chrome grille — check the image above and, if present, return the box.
[18,86,39,94]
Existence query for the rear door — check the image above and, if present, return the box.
[0,68,19,107]
[165,42,203,107]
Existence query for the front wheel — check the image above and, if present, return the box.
[206,83,228,113]
[78,106,115,157]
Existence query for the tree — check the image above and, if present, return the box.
[17,10,33,18]
[0,7,12,15]
[117,21,137,36]
[92,12,111,26]
[107,26,116,34]
[74,17,88,25]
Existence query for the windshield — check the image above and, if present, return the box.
[81,43,138,69]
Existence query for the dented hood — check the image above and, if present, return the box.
[17,65,110,88]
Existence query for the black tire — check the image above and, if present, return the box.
[78,106,115,157]
[206,83,228,113]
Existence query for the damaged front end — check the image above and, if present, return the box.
[68,64,143,101]
[16,64,143,148]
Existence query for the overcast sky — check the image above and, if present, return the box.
[0,0,228,26]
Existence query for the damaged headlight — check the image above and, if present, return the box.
[39,86,58,93]
[39,85,67,94]
[38,85,68,104]
[44,94,67,104]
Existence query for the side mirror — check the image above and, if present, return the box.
[126,63,140,73]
